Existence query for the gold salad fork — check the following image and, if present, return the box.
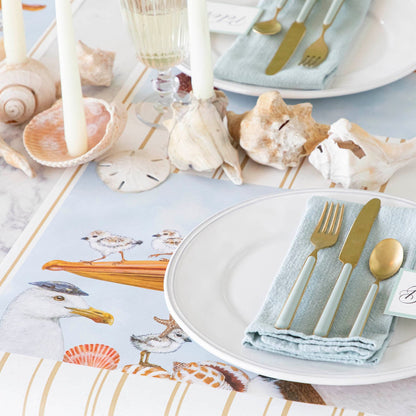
[299,0,345,67]
[274,201,344,329]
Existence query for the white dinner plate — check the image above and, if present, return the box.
[179,0,416,99]
[165,189,416,385]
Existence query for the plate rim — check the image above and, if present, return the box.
[179,0,416,99]
[165,188,416,385]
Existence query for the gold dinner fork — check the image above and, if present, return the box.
[299,0,345,67]
[274,201,344,329]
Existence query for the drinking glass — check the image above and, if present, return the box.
[120,0,188,127]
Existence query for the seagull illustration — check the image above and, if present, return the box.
[82,230,143,262]
[130,315,191,366]
[149,229,182,258]
[0,281,113,360]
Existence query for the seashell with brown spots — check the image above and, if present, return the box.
[172,362,232,390]
[122,363,172,379]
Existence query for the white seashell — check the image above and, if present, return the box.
[0,58,56,125]
[0,135,35,177]
[122,363,171,378]
[96,149,170,192]
[227,91,328,170]
[77,41,115,87]
[23,97,127,168]
[199,361,250,392]
[165,90,243,185]
[309,118,416,190]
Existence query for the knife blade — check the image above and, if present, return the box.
[313,198,381,337]
[265,0,318,75]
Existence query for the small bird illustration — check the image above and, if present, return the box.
[0,281,113,361]
[149,229,182,258]
[130,315,191,366]
[82,230,143,262]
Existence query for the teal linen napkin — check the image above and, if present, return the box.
[244,196,416,365]
[214,0,371,90]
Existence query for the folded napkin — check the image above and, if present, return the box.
[214,0,371,90]
[244,196,416,365]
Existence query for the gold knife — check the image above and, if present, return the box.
[266,0,318,75]
[313,198,381,337]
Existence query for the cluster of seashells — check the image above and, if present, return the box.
[166,83,416,190]
[0,42,121,176]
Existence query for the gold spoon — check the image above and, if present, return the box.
[252,0,289,35]
[349,238,404,337]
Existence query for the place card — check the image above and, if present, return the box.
[385,269,416,319]
[207,2,262,36]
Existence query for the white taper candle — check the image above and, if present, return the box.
[55,0,88,157]
[187,0,214,100]
[3,0,28,65]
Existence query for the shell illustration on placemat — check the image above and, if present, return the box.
[63,344,120,369]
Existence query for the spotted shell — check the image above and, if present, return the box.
[172,362,232,390]
[63,344,120,369]
[122,364,171,379]
[199,361,250,392]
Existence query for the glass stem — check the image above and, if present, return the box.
[151,68,179,113]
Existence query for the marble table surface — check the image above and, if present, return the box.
[1,1,416,415]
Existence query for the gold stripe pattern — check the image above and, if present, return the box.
[0,352,10,373]
[139,114,164,150]
[281,400,292,416]
[175,383,191,416]
[91,370,111,416]
[84,368,105,416]
[279,168,292,188]
[39,362,62,416]
[221,390,237,415]
[23,358,43,416]
[122,67,149,104]
[288,158,306,189]
[164,382,181,416]
[330,407,338,416]
[262,397,273,416]
[0,166,83,288]
[357,412,365,416]
[108,373,129,416]
[339,408,345,415]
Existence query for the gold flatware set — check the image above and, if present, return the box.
[274,198,403,338]
[255,0,346,73]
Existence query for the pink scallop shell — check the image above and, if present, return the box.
[63,344,120,370]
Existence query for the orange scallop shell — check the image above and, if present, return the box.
[122,364,171,379]
[63,344,120,370]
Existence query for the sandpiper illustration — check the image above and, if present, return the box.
[149,229,182,258]
[82,230,143,262]
[0,281,113,361]
[130,315,191,366]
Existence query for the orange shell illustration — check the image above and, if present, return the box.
[172,362,232,390]
[122,364,171,379]
[200,361,250,392]
[63,344,120,370]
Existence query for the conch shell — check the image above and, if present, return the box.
[309,118,416,189]
[227,91,328,169]
[165,90,242,185]
[77,41,115,87]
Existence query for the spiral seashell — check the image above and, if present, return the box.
[122,364,171,379]
[199,361,250,392]
[172,362,232,390]
[63,344,120,369]
[0,58,56,125]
